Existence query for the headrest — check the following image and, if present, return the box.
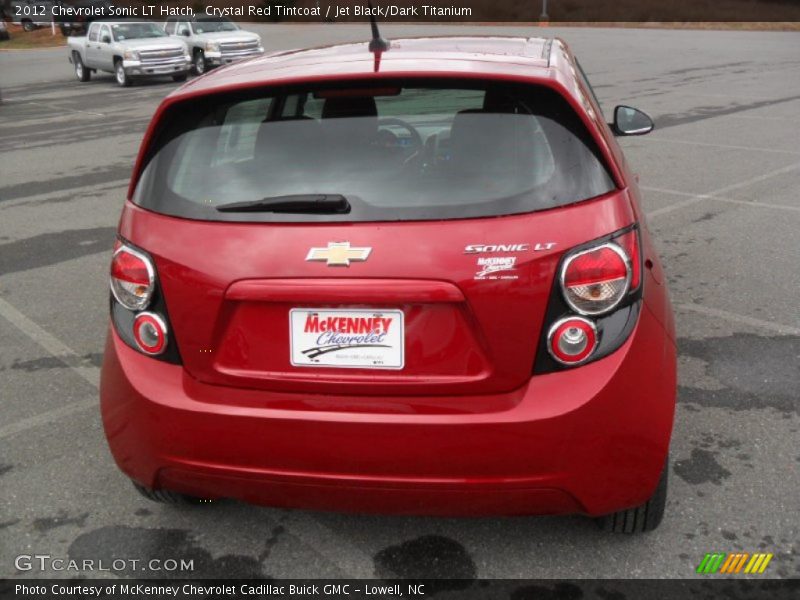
[255,118,321,163]
[449,110,538,178]
[482,90,520,113]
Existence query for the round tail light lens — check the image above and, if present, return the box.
[547,317,597,365]
[132,312,168,356]
[110,244,154,310]
[561,243,630,315]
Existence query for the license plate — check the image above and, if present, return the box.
[289,309,404,370]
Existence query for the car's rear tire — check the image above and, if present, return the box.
[22,19,36,32]
[133,482,209,506]
[114,59,131,87]
[172,73,188,82]
[192,49,206,75]
[73,53,90,82]
[597,458,669,534]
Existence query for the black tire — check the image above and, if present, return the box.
[192,49,206,75]
[172,73,188,82]
[597,458,669,534]
[114,59,131,87]
[133,482,209,506]
[22,19,36,32]
[73,52,90,82]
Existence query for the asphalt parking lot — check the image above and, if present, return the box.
[0,24,799,582]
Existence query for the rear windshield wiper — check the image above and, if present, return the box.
[215,194,351,214]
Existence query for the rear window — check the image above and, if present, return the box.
[133,80,616,222]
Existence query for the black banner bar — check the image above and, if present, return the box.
[2,579,800,600]
[19,1,800,24]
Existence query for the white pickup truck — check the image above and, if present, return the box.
[164,16,264,75]
[68,21,191,87]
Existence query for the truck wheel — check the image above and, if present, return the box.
[172,73,188,82]
[114,59,131,87]
[132,482,210,506]
[193,49,206,75]
[22,19,36,32]
[597,458,669,534]
[73,53,91,82]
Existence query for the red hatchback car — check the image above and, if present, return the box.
[101,35,677,533]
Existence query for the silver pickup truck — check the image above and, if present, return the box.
[68,21,191,87]
[164,16,264,75]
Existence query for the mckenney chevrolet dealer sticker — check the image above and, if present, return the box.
[474,256,518,280]
[290,309,404,369]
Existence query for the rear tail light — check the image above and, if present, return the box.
[110,244,154,310]
[547,317,597,365]
[561,242,631,316]
[132,312,168,356]
[109,239,179,363]
[535,226,643,373]
[615,229,641,291]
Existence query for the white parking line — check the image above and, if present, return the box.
[712,161,800,195]
[676,304,800,336]
[646,161,800,218]
[641,137,800,156]
[643,186,800,214]
[9,100,107,117]
[0,297,99,388]
[723,114,800,122]
[0,179,130,212]
[672,90,800,101]
[0,397,97,440]
[646,193,714,219]
[0,297,100,441]
[0,298,377,577]
[0,274,795,575]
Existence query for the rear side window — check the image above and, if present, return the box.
[133,80,616,223]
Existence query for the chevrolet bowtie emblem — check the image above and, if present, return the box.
[306,242,372,267]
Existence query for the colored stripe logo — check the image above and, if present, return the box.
[697,552,773,574]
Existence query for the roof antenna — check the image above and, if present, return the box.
[368,1,390,53]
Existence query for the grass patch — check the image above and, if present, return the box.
[0,25,67,50]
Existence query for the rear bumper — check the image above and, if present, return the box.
[100,302,676,517]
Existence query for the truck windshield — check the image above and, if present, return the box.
[193,19,239,33]
[133,79,616,223]
[112,23,167,40]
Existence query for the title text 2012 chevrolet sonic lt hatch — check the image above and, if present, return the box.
[100,35,677,533]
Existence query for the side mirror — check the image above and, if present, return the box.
[181,29,190,37]
[612,105,654,136]
[101,35,111,44]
